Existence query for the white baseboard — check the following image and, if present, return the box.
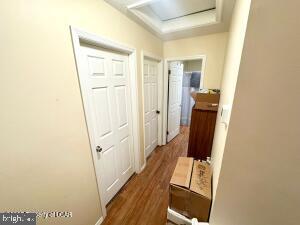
[138,163,146,173]
[95,217,104,225]
[167,208,209,225]
[167,208,191,225]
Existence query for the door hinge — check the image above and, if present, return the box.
[168,69,171,75]
[167,131,169,135]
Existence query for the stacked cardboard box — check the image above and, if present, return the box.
[169,157,212,222]
[191,92,220,111]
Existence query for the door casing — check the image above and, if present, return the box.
[70,26,141,219]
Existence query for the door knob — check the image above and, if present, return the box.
[96,146,102,153]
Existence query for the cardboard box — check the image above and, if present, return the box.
[191,93,220,111]
[189,161,212,221]
[169,157,212,222]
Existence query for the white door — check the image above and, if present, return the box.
[80,45,135,205]
[143,59,159,157]
[167,62,183,142]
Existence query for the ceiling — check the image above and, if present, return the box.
[105,0,236,40]
[148,0,216,21]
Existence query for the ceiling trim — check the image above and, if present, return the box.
[104,0,235,40]
[127,0,157,9]
[128,2,222,36]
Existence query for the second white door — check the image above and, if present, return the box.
[167,61,183,142]
[144,59,159,157]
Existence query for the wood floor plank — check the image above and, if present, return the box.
[101,126,189,225]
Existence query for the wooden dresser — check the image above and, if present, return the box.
[188,93,220,160]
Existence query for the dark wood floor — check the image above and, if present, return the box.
[102,126,189,225]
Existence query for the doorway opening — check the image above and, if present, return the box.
[180,60,204,126]
[163,56,206,144]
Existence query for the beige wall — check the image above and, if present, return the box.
[164,32,229,89]
[210,0,251,200]
[210,1,300,225]
[0,0,162,225]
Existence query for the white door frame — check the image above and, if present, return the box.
[70,26,141,219]
[141,50,163,170]
[162,55,206,144]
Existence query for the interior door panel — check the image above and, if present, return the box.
[144,59,159,157]
[81,46,134,205]
[167,62,183,142]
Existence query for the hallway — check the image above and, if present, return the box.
[102,126,189,225]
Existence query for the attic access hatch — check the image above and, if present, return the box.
[127,0,218,34]
[105,0,235,40]
[136,0,216,21]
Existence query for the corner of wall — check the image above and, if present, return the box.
[210,0,252,206]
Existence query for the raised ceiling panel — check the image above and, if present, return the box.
[104,0,235,41]
[149,0,216,21]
